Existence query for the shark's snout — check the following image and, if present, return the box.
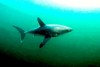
[65,27,72,32]
[68,28,73,32]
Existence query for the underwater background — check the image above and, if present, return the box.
[0,0,100,67]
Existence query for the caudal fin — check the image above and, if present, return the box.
[13,25,25,43]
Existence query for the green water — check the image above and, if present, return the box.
[0,0,100,66]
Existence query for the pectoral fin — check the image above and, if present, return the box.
[39,36,51,48]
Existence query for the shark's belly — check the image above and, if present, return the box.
[34,26,60,37]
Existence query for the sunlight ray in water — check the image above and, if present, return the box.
[32,0,100,11]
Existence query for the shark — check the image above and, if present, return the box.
[13,17,72,48]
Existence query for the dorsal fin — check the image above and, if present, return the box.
[37,17,45,27]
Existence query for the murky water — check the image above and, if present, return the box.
[0,0,100,67]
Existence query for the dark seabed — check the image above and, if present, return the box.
[0,0,100,67]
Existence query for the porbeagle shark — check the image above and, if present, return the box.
[13,17,72,48]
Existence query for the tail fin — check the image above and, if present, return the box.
[13,25,25,43]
